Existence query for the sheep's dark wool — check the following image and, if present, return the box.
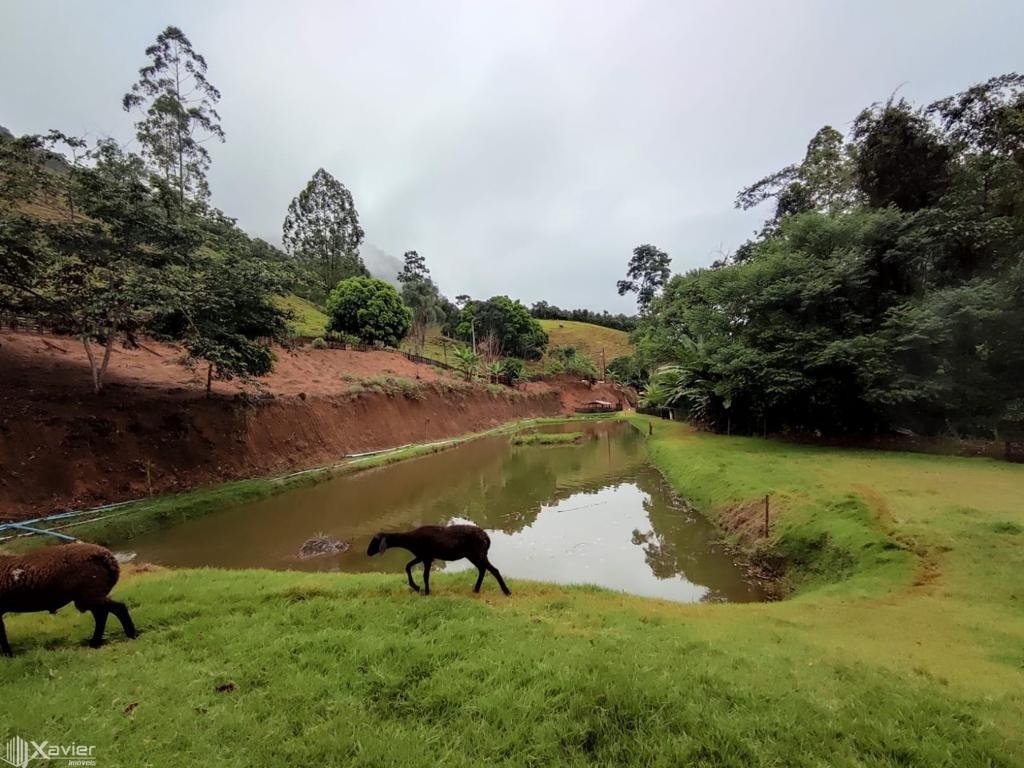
[0,542,137,657]
[367,524,512,596]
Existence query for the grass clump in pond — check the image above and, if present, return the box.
[510,430,586,446]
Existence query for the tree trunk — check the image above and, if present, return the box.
[206,363,213,397]
[82,334,115,394]
[82,335,100,394]
[99,335,114,389]
[174,54,186,207]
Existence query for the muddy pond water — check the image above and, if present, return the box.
[129,420,764,603]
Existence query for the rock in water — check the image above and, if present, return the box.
[298,536,350,559]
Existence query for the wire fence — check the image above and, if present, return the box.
[0,314,48,334]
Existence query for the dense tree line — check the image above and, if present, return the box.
[528,301,637,332]
[633,74,1024,438]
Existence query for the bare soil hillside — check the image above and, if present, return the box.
[0,331,630,519]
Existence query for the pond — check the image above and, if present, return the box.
[129,420,764,603]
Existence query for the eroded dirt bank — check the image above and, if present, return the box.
[0,332,627,520]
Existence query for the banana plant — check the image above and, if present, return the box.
[452,345,481,381]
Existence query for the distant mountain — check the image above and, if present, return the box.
[360,243,402,286]
[255,233,402,287]
[0,124,70,173]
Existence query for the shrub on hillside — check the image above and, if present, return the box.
[500,358,525,385]
[549,346,598,381]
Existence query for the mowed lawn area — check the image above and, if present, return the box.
[1,417,1022,767]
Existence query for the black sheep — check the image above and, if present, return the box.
[0,542,138,657]
[367,524,511,596]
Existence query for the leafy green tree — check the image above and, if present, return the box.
[122,26,224,207]
[617,244,671,314]
[851,99,951,212]
[2,131,290,394]
[453,296,548,359]
[397,250,428,285]
[397,250,445,353]
[326,276,411,346]
[737,126,860,229]
[607,355,647,390]
[1,133,56,314]
[156,245,291,395]
[282,169,367,296]
[1,134,197,392]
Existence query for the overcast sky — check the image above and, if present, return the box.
[3,1,1022,311]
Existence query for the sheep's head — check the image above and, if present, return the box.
[366,534,387,557]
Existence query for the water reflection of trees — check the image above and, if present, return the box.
[366,422,649,535]
[628,466,754,601]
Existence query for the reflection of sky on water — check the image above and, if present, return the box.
[445,482,710,602]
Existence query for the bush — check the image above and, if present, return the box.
[548,345,598,381]
[326,277,412,347]
[310,337,327,349]
[607,354,646,389]
[500,358,525,384]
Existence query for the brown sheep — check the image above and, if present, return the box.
[367,524,511,596]
[0,542,137,657]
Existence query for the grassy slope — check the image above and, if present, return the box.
[398,320,633,368]
[3,417,1023,766]
[274,294,329,338]
[399,326,457,363]
[539,318,633,361]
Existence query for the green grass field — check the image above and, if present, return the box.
[397,320,633,370]
[2,417,1023,766]
[274,294,329,338]
[539,318,633,362]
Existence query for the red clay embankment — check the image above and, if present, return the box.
[0,332,627,519]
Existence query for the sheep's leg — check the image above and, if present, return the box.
[422,559,433,596]
[486,561,512,596]
[88,606,109,648]
[107,600,138,639]
[468,557,487,593]
[0,615,11,657]
[405,557,422,592]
